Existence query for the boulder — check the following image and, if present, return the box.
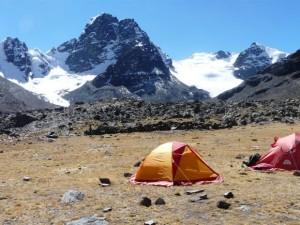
[154,197,166,205]
[61,190,85,203]
[224,192,234,199]
[217,200,231,209]
[140,197,151,207]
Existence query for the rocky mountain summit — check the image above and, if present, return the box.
[0,37,51,82]
[233,42,288,80]
[215,50,232,60]
[0,98,298,138]
[217,49,300,101]
[62,13,209,103]
[2,38,32,81]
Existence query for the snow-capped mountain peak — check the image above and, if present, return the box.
[171,43,289,97]
[233,42,288,79]
[0,37,32,82]
[0,13,290,108]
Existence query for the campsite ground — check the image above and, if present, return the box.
[0,122,300,225]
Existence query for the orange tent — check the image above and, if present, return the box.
[129,141,222,186]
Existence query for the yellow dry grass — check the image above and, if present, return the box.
[1,122,300,224]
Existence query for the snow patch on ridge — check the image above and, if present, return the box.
[252,42,288,63]
[12,67,95,107]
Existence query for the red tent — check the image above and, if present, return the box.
[249,133,300,171]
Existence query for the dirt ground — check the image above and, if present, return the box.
[0,122,300,225]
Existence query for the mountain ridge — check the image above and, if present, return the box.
[0,13,291,107]
[217,50,300,101]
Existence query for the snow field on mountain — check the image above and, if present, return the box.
[172,53,243,97]
[257,43,288,63]
[18,67,96,107]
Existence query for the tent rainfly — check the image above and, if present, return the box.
[129,141,223,187]
[249,133,300,171]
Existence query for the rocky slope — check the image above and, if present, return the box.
[0,76,56,112]
[217,49,300,101]
[0,98,298,137]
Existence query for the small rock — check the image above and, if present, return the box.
[99,178,111,186]
[189,194,208,203]
[199,194,208,200]
[65,216,107,225]
[235,154,245,159]
[23,176,31,181]
[144,220,156,225]
[293,171,300,176]
[0,150,3,153]
[251,146,260,150]
[155,197,166,205]
[186,189,204,195]
[217,200,231,209]
[134,161,141,167]
[188,199,203,203]
[104,151,112,156]
[124,172,133,177]
[170,126,177,130]
[140,197,151,207]
[103,207,112,212]
[61,190,85,203]
[224,192,234,199]
[100,183,110,187]
[239,204,251,212]
[46,134,58,139]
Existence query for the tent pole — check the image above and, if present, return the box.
[172,159,192,183]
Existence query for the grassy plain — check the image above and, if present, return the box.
[0,122,300,224]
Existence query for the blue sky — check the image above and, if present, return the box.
[0,0,299,60]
